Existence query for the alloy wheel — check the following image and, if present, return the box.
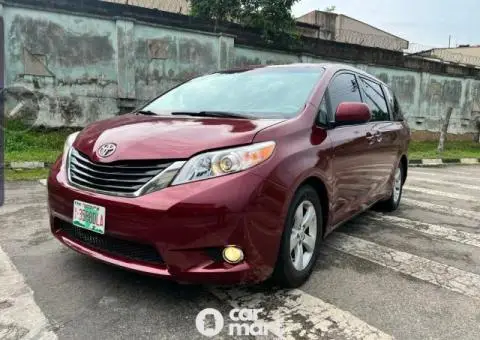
[393,167,402,203]
[290,200,317,271]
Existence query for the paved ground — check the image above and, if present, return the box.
[1,165,480,340]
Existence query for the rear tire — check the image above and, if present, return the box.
[273,185,322,288]
[376,164,403,212]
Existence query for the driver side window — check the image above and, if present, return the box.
[328,73,362,118]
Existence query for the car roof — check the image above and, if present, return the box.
[220,63,388,88]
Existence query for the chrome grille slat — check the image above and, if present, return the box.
[71,174,144,192]
[70,166,149,184]
[68,149,178,195]
[71,157,158,178]
[73,152,166,174]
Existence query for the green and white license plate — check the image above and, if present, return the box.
[73,200,106,234]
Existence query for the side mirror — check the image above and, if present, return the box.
[335,102,371,125]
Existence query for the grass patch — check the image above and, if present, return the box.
[4,168,49,181]
[409,140,480,160]
[5,120,78,163]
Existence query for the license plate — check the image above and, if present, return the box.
[73,200,106,234]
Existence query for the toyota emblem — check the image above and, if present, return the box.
[97,143,117,158]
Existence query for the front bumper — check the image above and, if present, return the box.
[47,158,287,284]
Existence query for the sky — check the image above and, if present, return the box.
[292,0,480,49]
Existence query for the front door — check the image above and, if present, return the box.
[326,72,372,225]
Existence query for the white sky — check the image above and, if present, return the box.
[292,0,479,48]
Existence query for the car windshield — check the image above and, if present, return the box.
[141,67,325,119]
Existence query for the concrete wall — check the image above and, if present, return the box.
[234,46,480,135]
[102,0,189,14]
[3,2,479,138]
[336,15,409,51]
[4,6,118,127]
[296,11,336,40]
[296,11,408,52]
[423,47,480,67]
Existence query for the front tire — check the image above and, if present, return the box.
[273,185,322,288]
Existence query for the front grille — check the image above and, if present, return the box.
[68,149,175,195]
[57,220,163,264]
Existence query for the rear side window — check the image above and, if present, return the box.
[359,77,390,121]
[385,87,404,121]
[328,73,362,115]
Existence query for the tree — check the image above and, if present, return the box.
[324,5,336,12]
[189,0,300,43]
[189,0,241,22]
[437,106,453,152]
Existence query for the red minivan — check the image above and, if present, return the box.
[48,64,410,287]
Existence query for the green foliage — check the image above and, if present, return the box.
[409,140,480,160]
[324,5,336,12]
[189,0,300,44]
[5,168,50,181]
[4,120,78,162]
[189,0,241,22]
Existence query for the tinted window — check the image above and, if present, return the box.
[385,87,404,121]
[360,77,390,121]
[141,68,325,119]
[328,73,362,116]
[317,95,329,125]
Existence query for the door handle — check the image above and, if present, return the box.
[366,132,375,144]
[366,131,382,144]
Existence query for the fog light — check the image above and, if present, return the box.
[223,246,244,264]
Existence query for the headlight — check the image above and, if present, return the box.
[62,132,80,163]
[171,141,275,186]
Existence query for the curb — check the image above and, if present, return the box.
[408,158,480,167]
[4,162,54,170]
[2,158,480,170]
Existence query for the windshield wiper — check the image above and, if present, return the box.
[135,110,158,116]
[171,111,255,119]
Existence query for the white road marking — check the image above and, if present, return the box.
[403,186,478,202]
[0,246,57,339]
[39,179,47,186]
[407,176,480,191]
[430,168,479,175]
[366,213,480,247]
[211,287,393,340]
[327,233,480,300]
[402,198,480,221]
[408,170,480,182]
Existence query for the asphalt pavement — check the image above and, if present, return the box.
[1,165,480,340]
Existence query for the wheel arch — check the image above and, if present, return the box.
[286,174,330,238]
[302,177,329,237]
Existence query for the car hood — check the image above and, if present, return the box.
[73,114,285,162]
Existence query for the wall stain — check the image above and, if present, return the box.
[427,79,462,105]
[9,15,114,68]
[235,56,262,67]
[390,75,416,104]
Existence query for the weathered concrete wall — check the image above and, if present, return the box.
[234,46,480,135]
[3,4,234,126]
[4,5,118,126]
[133,24,233,102]
[2,1,480,138]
